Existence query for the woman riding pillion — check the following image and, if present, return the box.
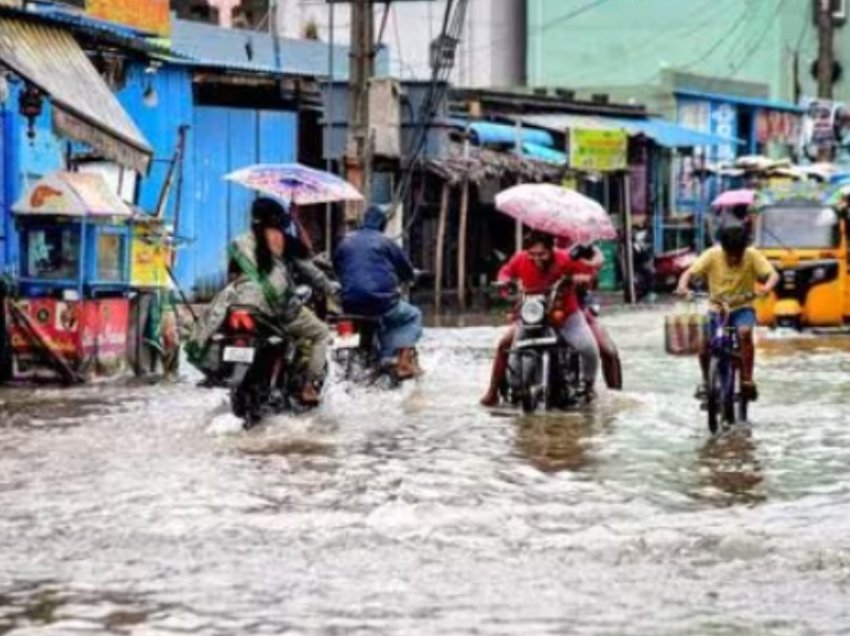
[187,198,338,406]
[675,226,779,402]
[480,231,602,407]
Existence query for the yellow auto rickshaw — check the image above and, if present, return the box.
[753,183,850,329]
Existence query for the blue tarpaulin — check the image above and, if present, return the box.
[448,118,555,148]
[520,142,567,164]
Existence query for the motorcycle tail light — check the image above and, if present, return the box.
[336,320,355,337]
[228,310,256,332]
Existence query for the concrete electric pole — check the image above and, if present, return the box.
[817,0,835,100]
[345,0,375,206]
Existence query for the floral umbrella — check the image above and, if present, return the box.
[711,189,756,209]
[225,163,363,206]
[494,183,617,244]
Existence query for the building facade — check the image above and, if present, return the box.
[275,0,525,87]
[527,0,847,105]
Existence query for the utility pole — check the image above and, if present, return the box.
[817,0,835,160]
[817,0,834,99]
[345,0,374,207]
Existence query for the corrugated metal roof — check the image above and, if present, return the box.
[513,114,741,148]
[170,18,359,78]
[0,16,152,172]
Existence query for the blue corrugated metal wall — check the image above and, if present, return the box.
[116,64,196,289]
[1,81,63,273]
[192,106,297,298]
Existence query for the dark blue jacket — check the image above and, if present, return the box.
[333,207,414,315]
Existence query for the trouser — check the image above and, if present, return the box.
[282,306,330,381]
[556,311,600,385]
[378,301,423,362]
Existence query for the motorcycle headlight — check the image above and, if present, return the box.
[520,299,546,325]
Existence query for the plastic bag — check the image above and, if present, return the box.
[664,302,708,355]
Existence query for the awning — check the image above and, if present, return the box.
[674,89,804,114]
[512,113,742,148]
[0,15,152,173]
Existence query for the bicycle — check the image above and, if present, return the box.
[691,292,755,434]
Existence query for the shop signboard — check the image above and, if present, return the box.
[87,0,170,37]
[568,129,628,172]
[131,228,172,289]
[7,297,128,380]
[675,99,711,211]
[800,97,837,148]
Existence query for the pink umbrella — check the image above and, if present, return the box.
[494,184,617,244]
[711,189,756,208]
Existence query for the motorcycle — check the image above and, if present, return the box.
[327,271,424,387]
[207,286,325,428]
[628,229,696,299]
[327,313,419,387]
[498,277,591,414]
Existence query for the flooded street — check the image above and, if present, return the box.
[3,306,850,635]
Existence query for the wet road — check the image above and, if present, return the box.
[2,307,850,635]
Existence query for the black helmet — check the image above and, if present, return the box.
[251,197,287,229]
[719,225,747,256]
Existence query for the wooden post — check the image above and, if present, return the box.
[434,182,450,313]
[623,171,636,305]
[457,180,470,311]
[458,130,471,311]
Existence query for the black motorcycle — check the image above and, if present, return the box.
[327,313,419,388]
[208,287,324,428]
[499,278,590,414]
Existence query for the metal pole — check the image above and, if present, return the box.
[458,124,470,310]
[514,119,523,251]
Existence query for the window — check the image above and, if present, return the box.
[96,232,127,282]
[756,206,839,249]
[24,227,80,281]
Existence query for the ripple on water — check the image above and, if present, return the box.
[2,310,850,634]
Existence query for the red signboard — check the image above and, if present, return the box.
[87,0,171,37]
[6,298,128,381]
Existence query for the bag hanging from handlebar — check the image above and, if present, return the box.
[664,300,707,356]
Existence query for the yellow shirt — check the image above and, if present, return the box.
[689,246,775,309]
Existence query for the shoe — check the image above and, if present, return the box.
[480,388,500,407]
[300,383,321,406]
[741,381,758,402]
[694,383,707,400]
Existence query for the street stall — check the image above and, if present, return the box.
[3,171,133,382]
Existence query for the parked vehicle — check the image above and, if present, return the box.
[753,184,849,330]
[208,287,325,428]
[628,229,696,299]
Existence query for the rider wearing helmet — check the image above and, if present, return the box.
[675,225,779,402]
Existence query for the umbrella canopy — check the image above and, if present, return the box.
[225,163,364,206]
[494,184,617,244]
[711,189,756,208]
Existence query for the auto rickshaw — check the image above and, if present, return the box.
[752,182,849,329]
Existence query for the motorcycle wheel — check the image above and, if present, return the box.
[520,353,540,414]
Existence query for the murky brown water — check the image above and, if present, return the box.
[2,308,850,635]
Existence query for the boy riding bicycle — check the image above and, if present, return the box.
[675,226,779,402]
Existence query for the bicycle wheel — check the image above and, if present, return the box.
[706,358,722,434]
[722,363,736,425]
[736,364,749,423]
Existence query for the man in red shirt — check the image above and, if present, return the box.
[480,231,602,407]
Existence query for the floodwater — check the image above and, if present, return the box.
[2,307,850,635]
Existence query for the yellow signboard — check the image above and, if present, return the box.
[570,129,628,172]
[131,228,172,289]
